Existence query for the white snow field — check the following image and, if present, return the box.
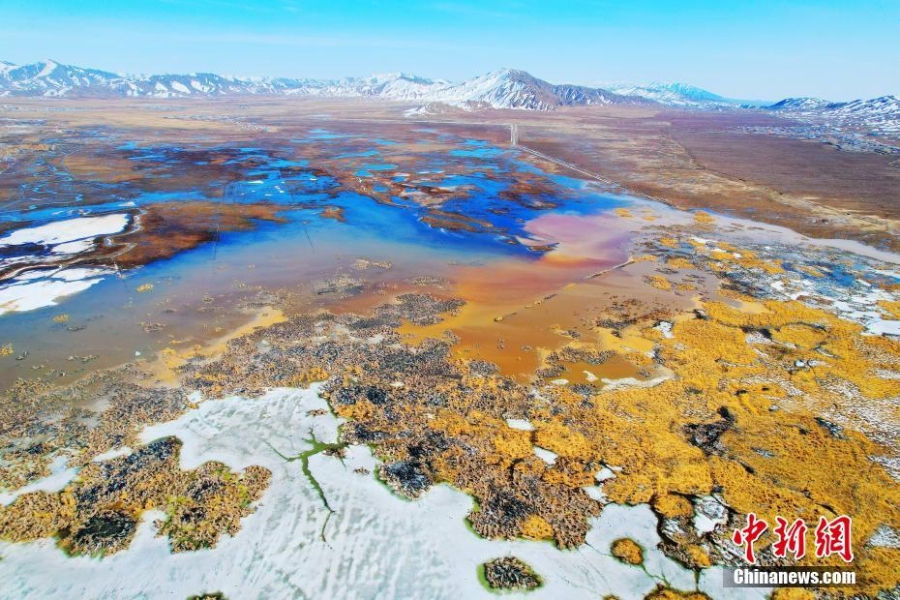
[0,385,766,599]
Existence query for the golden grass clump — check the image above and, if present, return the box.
[0,438,271,557]
[798,265,825,278]
[611,537,644,565]
[647,275,673,291]
[877,300,900,319]
[521,515,554,540]
[693,211,715,225]
[666,257,695,270]
[685,544,712,568]
[534,420,597,460]
[652,493,693,518]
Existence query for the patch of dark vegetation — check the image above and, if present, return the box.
[379,460,433,498]
[684,407,734,455]
[814,416,844,439]
[0,437,270,556]
[482,556,542,591]
[60,510,137,557]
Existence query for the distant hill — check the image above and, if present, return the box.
[605,82,773,108]
[0,60,651,110]
[767,95,900,135]
[2,59,897,135]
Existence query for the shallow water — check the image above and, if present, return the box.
[2,130,898,392]
[0,133,638,390]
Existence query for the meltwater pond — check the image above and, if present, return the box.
[0,132,638,391]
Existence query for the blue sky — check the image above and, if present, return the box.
[2,0,897,100]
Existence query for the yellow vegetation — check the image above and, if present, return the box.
[648,275,672,291]
[534,421,596,460]
[685,545,712,568]
[521,515,554,540]
[705,247,785,274]
[652,494,693,518]
[611,537,644,565]
[666,258,695,270]
[693,211,715,225]
[798,265,825,278]
[516,291,900,592]
[878,300,900,319]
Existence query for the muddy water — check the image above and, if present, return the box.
[2,132,648,391]
[8,130,885,393]
[0,211,487,390]
[398,210,706,380]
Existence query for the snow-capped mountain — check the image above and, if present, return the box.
[0,60,312,97]
[605,82,772,109]
[769,95,900,135]
[422,69,647,110]
[4,59,894,132]
[0,60,131,97]
[607,82,728,108]
[0,60,648,110]
[386,69,646,109]
[767,97,835,111]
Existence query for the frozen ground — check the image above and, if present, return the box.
[0,267,112,315]
[0,214,128,248]
[0,386,767,599]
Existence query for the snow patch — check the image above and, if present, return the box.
[0,214,128,247]
[0,268,111,315]
[505,418,534,431]
[0,455,79,507]
[533,446,559,465]
[0,386,765,599]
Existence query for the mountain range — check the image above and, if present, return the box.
[605,82,742,107]
[1,60,897,134]
[0,60,647,110]
[767,95,900,135]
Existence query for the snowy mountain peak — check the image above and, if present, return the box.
[768,95,900,135]
[37,59,61,77]
[768,97,833,111]
[369,72,437,85]
[1,58,894,133]
[0,60,654,110]
[654,82,725,101]
[606,81,733,107]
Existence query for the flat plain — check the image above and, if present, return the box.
[0,97,898,599]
